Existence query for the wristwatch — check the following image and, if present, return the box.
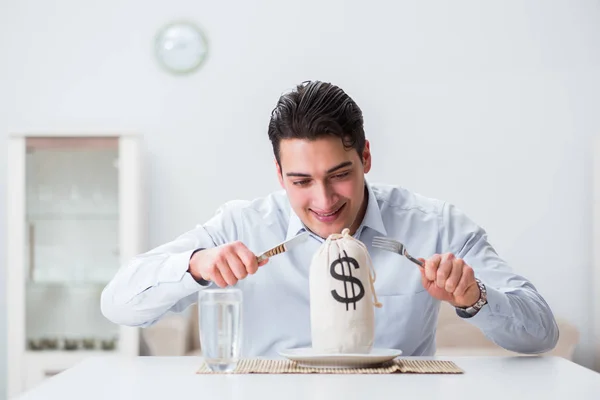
[455,278,487,318]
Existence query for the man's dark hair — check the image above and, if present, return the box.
[268,80,365,166]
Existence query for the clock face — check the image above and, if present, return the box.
[154,21,209,74]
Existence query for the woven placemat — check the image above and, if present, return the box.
[196,358,463,374]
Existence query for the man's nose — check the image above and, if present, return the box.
[313,183,337,210]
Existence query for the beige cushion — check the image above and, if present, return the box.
[142,301,579,360]
[435,302,579,360]
[141,313,191,356]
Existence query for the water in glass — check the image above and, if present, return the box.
[198,288,242,372]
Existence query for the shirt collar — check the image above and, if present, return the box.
[285,180,387,241]
[359,181,388,236]
[286,209,305,241]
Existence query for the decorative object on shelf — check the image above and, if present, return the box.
[28,337,68,351]
[82,338,96,350]
[154,20,209,75]
[27,339,45,351]
[101,338,118,351]
[63,339,79,351]
[41,338,59,350]
[27,337,112,351]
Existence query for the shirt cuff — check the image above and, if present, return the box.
[158,249,212,291]
[188,248,212,287]
[458,284,513,323]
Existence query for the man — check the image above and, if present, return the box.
[101,80,559,357]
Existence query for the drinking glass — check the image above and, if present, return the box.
[198,288,243,372]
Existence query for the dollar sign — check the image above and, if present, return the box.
[330,250,365,311]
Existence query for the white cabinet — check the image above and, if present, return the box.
[6,134,145,398]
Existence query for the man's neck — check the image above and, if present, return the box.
[347,184,369,236]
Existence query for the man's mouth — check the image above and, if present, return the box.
[310,204,346,221]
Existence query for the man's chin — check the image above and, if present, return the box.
[309,224,347,239]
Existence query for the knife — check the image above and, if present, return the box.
[256,231,311,263]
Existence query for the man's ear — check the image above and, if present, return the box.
[275,159,285,188]
[362,140,372,173]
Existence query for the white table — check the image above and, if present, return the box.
[13,356,600,400]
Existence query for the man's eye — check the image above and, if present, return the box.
[332,172,350,179]
[293,180,310,186]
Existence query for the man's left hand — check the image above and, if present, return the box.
[418,253,480,308]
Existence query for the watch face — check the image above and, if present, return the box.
[154,21,209,74]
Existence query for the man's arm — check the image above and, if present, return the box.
[441,202,559,354]
[100,204,239,328]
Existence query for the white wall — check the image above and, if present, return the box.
[1,0,600,395]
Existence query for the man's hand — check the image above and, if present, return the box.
[189,242,269,287]
[418,253,480,308]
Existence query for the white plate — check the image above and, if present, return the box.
[278,347,403,368]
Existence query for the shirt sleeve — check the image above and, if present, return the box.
[100,202,242,327]
[439,202,559,354]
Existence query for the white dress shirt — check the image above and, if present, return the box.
[101,182,559,357]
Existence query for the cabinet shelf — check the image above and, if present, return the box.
[26,280,109,289]
[27,213,119,221]
[25,349,119,359]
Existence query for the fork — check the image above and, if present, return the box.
[372,236,424,267]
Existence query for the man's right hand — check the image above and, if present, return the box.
[188,242,269,287]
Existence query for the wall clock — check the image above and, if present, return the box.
[154,21,209,75]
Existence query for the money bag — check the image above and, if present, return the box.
[309,228,382,354]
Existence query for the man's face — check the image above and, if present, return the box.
[276,136,371,239]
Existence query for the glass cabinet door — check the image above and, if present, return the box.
[24,137,121,352]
